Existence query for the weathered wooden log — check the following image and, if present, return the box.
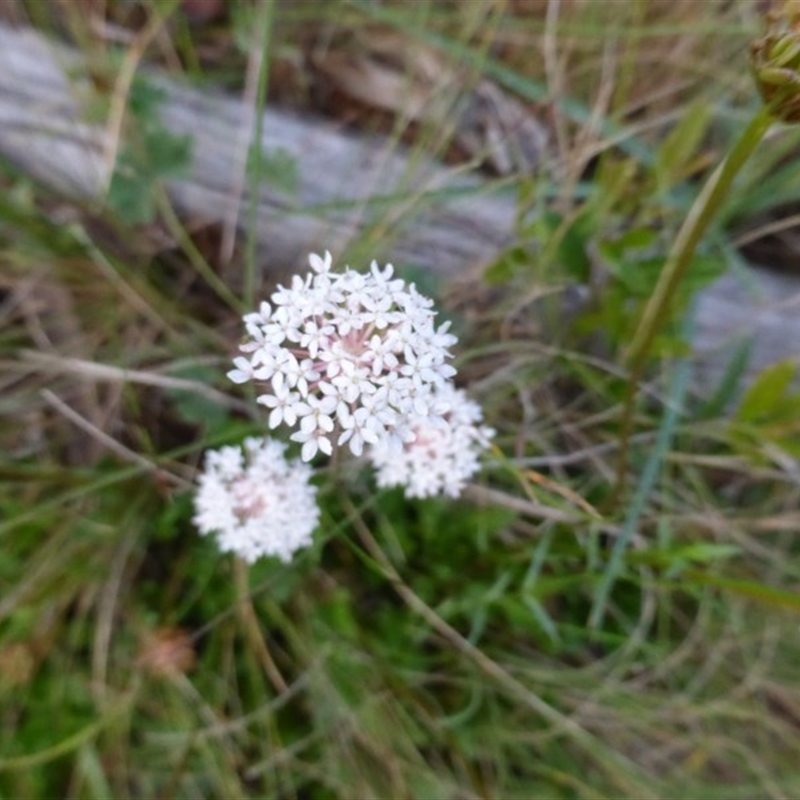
[1,22,798,388]
[0,23,513,275]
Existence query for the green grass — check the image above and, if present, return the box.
[2,0,800,797]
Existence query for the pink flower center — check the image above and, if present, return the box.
[230,477,268,522]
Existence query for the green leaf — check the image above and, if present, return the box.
[127,77,168,119]
[614,226,658,251]
[142,128,193,177]
[687,572,800,611]
[106,167,156,226]
[676,543,742,563]
[698,337,752,417]
[165,364,229,434]
[557,217,592,282]
[105,75,193,225]
[483,246,527,285]
[248,145,299,196]
[655,100,711,190]
[598,229,661,296]
[735,359,798,423]
[632,543,741,571]
[682,253,726,291]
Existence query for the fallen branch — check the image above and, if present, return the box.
[0,22,798,385]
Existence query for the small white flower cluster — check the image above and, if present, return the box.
[192,437,319,563]
[228,251,458,462]
[194,254,496,562]
[368,383,494,498]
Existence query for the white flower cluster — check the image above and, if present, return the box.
[192,437,319,563]
[368,383,494,498]
[228,251,458,462]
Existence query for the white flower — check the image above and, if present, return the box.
[367,333,399,375]
[337,406,381,456]
[192,437,320,563]
[290,426,334,462]
[295,394,337,435]
[299,319,333,358]
[309,250,332,273]
[257,382,301,429]
[227,356,256,385]
[367,384,494,499]
[229,251,460,460]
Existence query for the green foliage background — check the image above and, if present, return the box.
[2,1,800,798]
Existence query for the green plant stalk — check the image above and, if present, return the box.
[590,337,692,630]
[157,189,243,312]
[611,105,774,505]
[624,105,774,369]
[0,698,131,771]
[245,0,276,311]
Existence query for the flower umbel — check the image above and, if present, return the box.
[193,437,319,562]
[367,383,494,499]
[229,252,458,460]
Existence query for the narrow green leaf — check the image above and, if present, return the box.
[676,543,741,563]
[698,337,753,418]
[687,573,800,610]
[655,100,711,190]
[590,326,693,629]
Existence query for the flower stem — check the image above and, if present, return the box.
[609,105,774,509]
[233,558,288,694]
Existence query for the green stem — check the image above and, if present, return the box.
[245,0,276,312]
[610,105,774,507]
[624,105,774,369]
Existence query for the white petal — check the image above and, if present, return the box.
[309,251,332,273]
[284,406,298,426]
[227,368,251,384]
[301,439,318,461]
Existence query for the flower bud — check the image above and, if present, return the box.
[752,1,800,122]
